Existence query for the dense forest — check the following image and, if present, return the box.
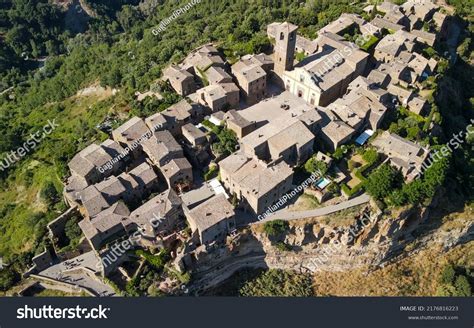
[0,0,472,290]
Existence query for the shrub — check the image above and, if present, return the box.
[40,181,59,208]
[203,165,218,181]
[201,119,219,133]
[341,182,364,198]
[239,269,313,297]
[263,220,289,237]
[362,148,379,164]
[212,128,238,157]
[348,159,355,171]
[63,215,83,248]
[333,144,353,161]
[295,51,306,62]
[275,242,292,252]
[135,249,170,271]
[454,275,472,296]
[436,265,473,297]
[327,182,340,195]
[360,35,379,51]
[0,268,19,291]
[439,265,456,284]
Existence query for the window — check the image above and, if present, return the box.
[298,90,303,98]
[280,32,284,40]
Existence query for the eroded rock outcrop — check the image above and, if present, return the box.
[184,198,473,293]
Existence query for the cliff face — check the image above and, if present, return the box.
[251,206,419,273]
[185,194,473,293]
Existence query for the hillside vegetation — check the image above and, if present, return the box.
[0,0,361,273]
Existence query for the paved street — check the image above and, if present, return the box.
[257,194,371,223]
[38,251,116,297]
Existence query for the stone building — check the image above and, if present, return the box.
[181,123,207,147]
[161,157,193,193]
[78,201,132,250]
[196,82,240,111]
[112,117,151,157]
[372,131,430,181]
[219,153,294,215]
[232,60,267,105]
[184,194,235,246]
[281,31,368,106]
[129,189,183,239]
[162,65,196,96]
[267,22,298,75]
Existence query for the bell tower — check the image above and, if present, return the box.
[274,22,298,76]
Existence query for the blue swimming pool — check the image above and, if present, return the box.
[315,177,330,189]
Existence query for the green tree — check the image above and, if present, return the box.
[40,182,59,208]
[212,128,238,157]
[64,216,83,247]
[439,265,456,284]
[454,275,472,296]
[422,151,451,198]
[364,164,399,200]
[0,268,19,291]
[388,189,407,206]
[304,157,328,176]
[402,179,426,204]
[263,220,289,237]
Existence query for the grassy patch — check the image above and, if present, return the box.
[296,51,306,62]
[360,35,379,51]
[291,193,321,211]
[240,269,314,297]
[0,92,113,259]
[313,240,473,296]
[34,288,87,297]
[203,165,218,181]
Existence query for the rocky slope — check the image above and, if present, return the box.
[184,193,473,295]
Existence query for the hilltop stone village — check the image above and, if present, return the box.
[21,0,455,296]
